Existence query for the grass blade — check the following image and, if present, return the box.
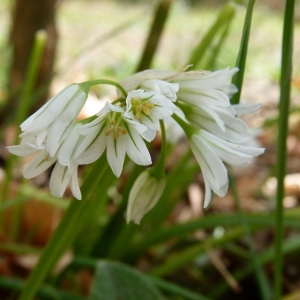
[274,0,295,299]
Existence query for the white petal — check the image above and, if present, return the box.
[77,114,107,136]
[141,127,156,142]
[70,164,81,200]
[7,144,40,157]
[190,134,228,191]
[177,90,230,107]
[190,105,225,132]
[106,134,126,177]
[203,176,213,209]
[20,84,81,133]
[23,151,57,179]
[200,130,253,167]
[139,113,159,131]
[201,130,265,157]
[75,130,107,164]
[197,109,252,143]
[126,128,152,166]
[119,69,175,95]
[49,163,72,198]
[233,103,262,115]
[173,67,238,89]
[46,91,87,157]
[141,79,179,102]
[122,116,148,135]
[57,125,82,166]
[97,101,124,116]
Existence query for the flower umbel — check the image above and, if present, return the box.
[8,68,264,217]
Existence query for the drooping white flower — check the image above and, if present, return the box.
[126,169,166,224]
[182,104,252,143]
[189,129,264,208]
[75,102,152,177]
[189,132,228,208]
[171,67,238,95]
[19,84,87,157]
[123,89,176,140]
[8,123,85,200]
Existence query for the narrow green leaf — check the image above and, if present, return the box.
[136,0,172,71]
[231,0,255,104]
[274,1,295,299]
[186,3,236,68]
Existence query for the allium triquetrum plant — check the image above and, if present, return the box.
[0,0,297,299]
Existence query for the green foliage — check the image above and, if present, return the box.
[89,260,166,300]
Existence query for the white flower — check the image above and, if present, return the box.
[126,170,166,224]
[123,89,176,140]
[171,67,238,109]
[171,67,238,95]
[8,123,85,200]
[19,84,87,157]
[119,69,175,94]
[139,79,178,102]
[75,102,152,177]
[189,130,264,208]
[184,105,252,143]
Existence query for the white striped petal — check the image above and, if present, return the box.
[49,163,72,198]
[106,134,126,177]
[23,151,57,179]
[126,128,152,166]
[189,134,228,191]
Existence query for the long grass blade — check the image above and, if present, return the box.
[274,1,295,299]
[231,0,256,104]
[136,0,172,71]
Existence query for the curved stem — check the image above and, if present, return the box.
[78,79,127,98]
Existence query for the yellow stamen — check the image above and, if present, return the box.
[142,106,149,115]
[105,128,113,136]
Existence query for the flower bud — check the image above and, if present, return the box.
[126,170,166,224]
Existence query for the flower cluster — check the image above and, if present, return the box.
[8,67,264,222]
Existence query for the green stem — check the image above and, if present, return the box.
[231,0,256,105]
[172,113,196,137]
[136,0,172,71]
[274,1,295,299]
[78,79,127,98]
